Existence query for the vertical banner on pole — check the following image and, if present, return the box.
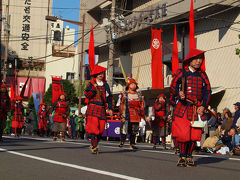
[52,77,63,104]
[151,28,164,89]
[172,25,179,76]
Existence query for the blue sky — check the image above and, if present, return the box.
[52,0,80,41]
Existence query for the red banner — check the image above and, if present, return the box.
[172,25,179,76]
[151,28,164,89]
[52,77,63,104]
[189,0,196,49]
[10,82,15,101]
[88,25,95,72]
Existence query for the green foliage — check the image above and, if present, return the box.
[28,96,34,109]
[77,80,88,96]
[43,79,78,107]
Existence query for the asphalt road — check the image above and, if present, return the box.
[0,136,240,180]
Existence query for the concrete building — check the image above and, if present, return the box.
[1,0,52,97]
[45,20,78,90]
[81,0,240,113]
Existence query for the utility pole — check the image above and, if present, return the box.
[0,0,2,83]
[78,13,85,113]
[3,1,10,83]
[107,0,116,91]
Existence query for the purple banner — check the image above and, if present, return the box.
[102,121,121,138]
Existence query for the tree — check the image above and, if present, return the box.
[43,79,78,107]
[236,34,240,58]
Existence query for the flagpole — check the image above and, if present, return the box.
[15,58,17,97]
[78,14,85,114]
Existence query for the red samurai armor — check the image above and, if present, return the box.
[153,94,166,127]
[51,94,70,124]
[11,96,25,129]
[37,103,48,131]
[0,84,10,120]
[170,48,211,142]
[85,65,113,135]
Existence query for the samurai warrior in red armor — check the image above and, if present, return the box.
[170,48,211,167]
[85,65,113,154]
[11,96,25,137]
[153,94,167,150]
[50,93,70,142]
[118,78,145,150]
[37,103,48,137]
[0,84,10,141]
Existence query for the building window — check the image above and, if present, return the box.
[53,30,61,41]
[66,72,74,80]
[56,23,60,28]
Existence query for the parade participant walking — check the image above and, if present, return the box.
[170,48,211,167]
[0,84,10,141]
[153,94,167,150]
[11,96,25,137]
[85,65,113,154]
[50,93,70,142]
[118,78,145,150]
[37,103,48,137]
[69,110,77,139]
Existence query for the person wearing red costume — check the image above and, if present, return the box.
[0,84,10,141]
[170,48,211,167]
[153,94,167,150]
[118,78,145,150]
[11,96,25,137]
[37,103,48,137]
[85,65,113,154]
[50,93,70,142]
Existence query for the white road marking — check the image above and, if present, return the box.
[0,147,143,180]
[4,136,240,162]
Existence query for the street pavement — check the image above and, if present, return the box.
[0,136,240,180]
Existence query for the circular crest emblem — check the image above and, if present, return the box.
[152,38,160,49]
[105,123,110,129]
[114,127,120,135]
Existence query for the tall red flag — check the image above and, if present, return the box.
[52,76,63,104]
[88,25,95,72]
[189,0,196,49]
[189,0,205,71]
[172,25,179,75]
[151,28,164,89]
[10,82,15,101]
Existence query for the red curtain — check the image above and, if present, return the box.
[151,28,164,89]
[172,25,179,76]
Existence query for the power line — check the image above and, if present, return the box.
[1,3,110,11]
[20,23,99,61]
[1,25,105,39]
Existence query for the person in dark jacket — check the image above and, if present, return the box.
[69,110,77,139]
[208,108,218,137]
[233,102,240,128]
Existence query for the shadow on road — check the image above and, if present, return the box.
[196,157,226,165]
